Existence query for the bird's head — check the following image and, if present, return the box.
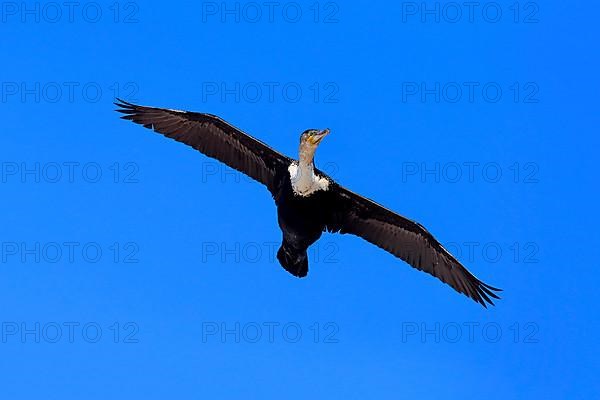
[299,128,330,165]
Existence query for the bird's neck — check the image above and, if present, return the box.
[298,143,317,180]
[289,144,329,196]
[296,162,316,187]
[290,143,318,195]
[298,141,316,167]
[296,159,315,185]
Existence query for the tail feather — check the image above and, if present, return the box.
[277,244,308,278]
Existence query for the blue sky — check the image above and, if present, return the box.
[1,1,598,398]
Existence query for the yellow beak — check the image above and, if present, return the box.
[311,128,330,145]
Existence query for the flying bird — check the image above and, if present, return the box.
[115,99,501,307]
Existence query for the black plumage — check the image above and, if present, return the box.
[115,98,501,307]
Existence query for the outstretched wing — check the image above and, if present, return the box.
[115,99,291,193]
[325,184,501,307]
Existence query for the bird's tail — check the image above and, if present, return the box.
[277,243,308,278]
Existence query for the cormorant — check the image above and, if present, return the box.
[115,99,501,307]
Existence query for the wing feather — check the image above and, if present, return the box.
[325,184,501,307]
[115,99,291,193]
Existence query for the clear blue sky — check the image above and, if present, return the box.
[1,1,598,398]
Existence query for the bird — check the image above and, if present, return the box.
[115,98,501,307]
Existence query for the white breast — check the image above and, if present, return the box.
[288,162,329,197]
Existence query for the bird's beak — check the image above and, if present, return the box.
[312,128,330,145]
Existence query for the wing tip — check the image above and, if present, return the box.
[474,280,502,308]
[114,97,138,114]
